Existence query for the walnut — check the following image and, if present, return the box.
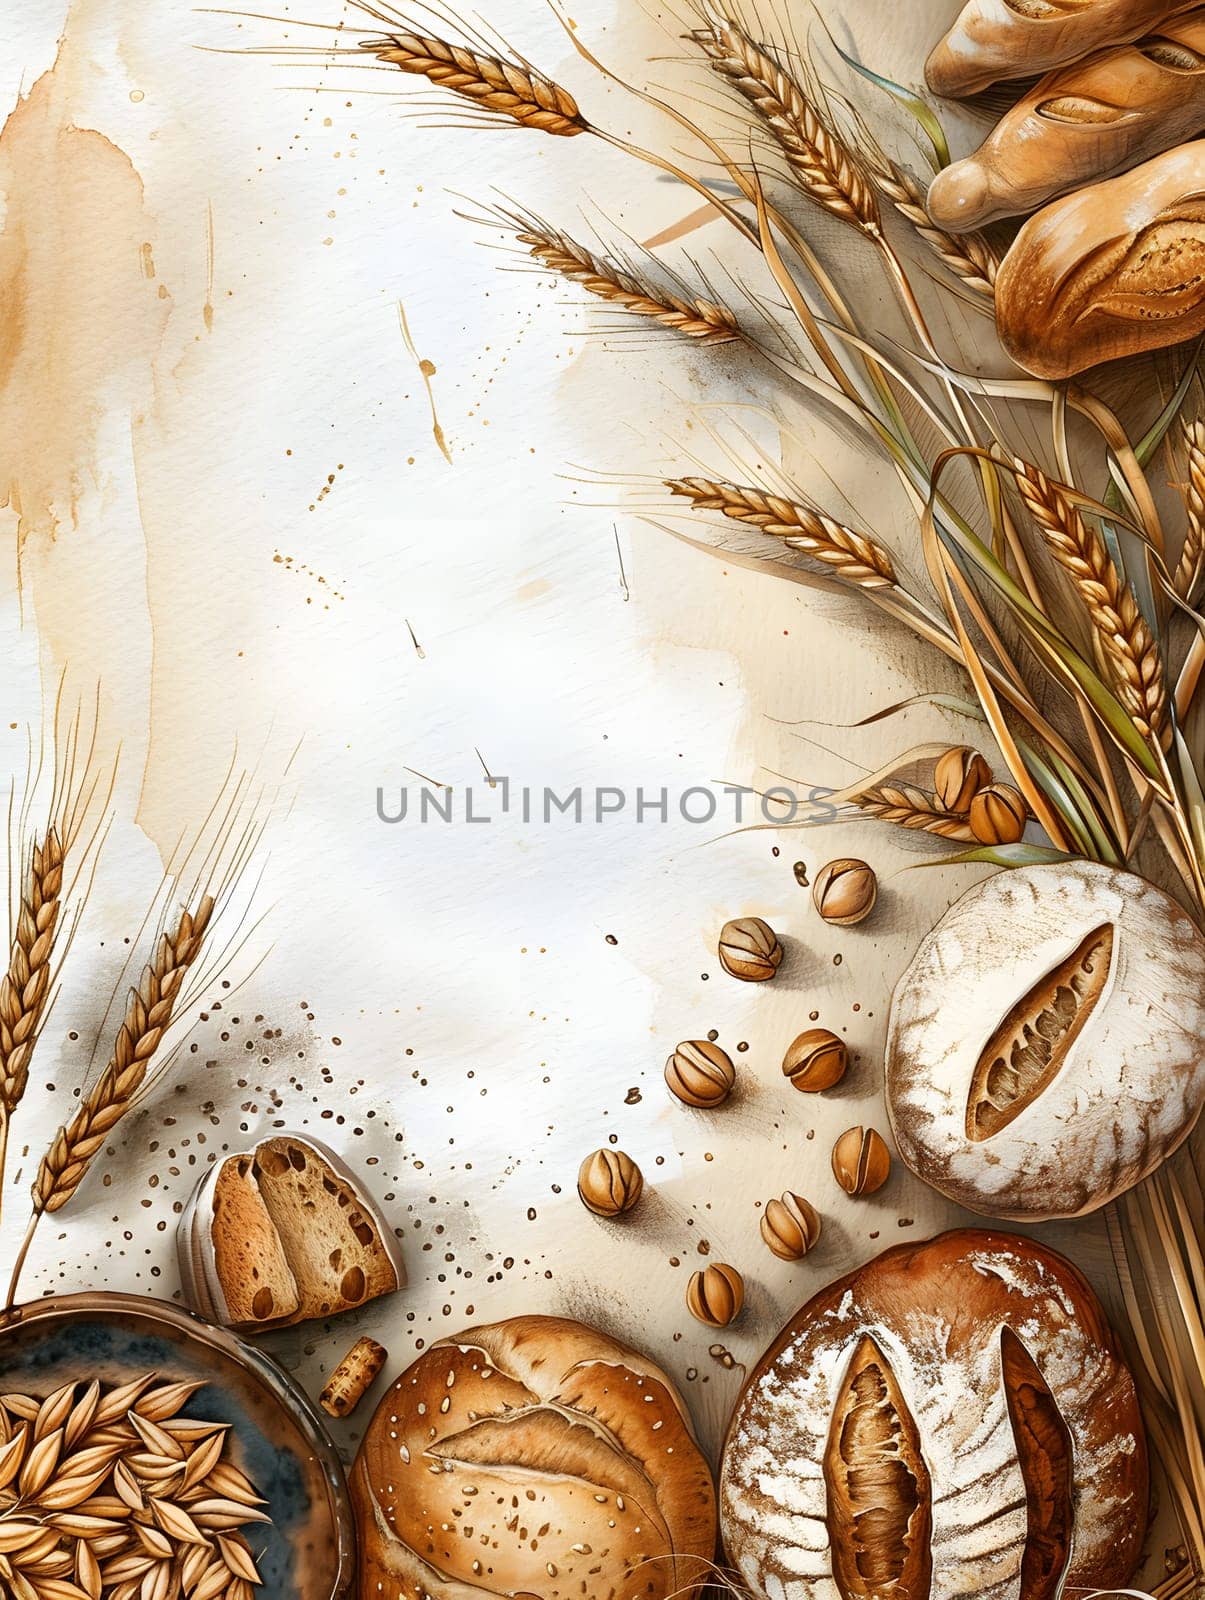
[934,746,992,814]
[577,1149,643,1216]
[832,1127,892,1196]
[782,1028,847,1093]
[813,860,877,926]
[760,1192,822,1260]
[970,784,1027,845]
[665,1040,736,1108]
[718,917,783,981]
[686,1263,745,1327]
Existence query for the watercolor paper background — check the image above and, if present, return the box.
[0,0,1141,1537]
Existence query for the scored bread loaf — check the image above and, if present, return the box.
[926,0,1197,98]
[178,1133,404,1330]
[886,861,1205,1218]
[352,1314,717,1600]
[929,9,1205,230]
[995,141,1205,378]
[721,1229,1148,1600]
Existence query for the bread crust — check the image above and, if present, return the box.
[926,0,1196,98]
[720,1230,1148,1600]
[352,1314,716,1600]
[928,11,1205,231]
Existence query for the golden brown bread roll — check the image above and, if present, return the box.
[926,0,1197,98]
[995,141,1205,377]
[929,10,1205,230]
[721,1229,1148,1600]
[352,1314,717,1599]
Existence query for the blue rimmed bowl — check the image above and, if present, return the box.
[0,1292,356,1600]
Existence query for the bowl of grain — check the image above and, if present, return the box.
[0,1292,355,1600]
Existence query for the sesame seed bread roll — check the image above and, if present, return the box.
[720,1230,1148,1600]
[995,141,1205,378]
[352,1314,717,1600]
[926,0,1197,99]
[929,10,1205,231]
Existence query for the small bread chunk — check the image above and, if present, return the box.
[177,1133,404,1332]
[250,1137,402,1320]
[211,1154,300,1327]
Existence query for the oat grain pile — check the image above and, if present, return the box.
[0,1376,268,1600]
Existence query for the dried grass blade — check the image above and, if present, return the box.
[919,495,1073,850]
[1176,422,1205,602]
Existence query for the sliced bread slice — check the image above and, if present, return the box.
[210,1153,301,1328]
[249,1136,404,1320]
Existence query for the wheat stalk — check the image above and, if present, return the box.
[0,1377,267,1600]
[0,829,63,1191]
[364,31,586,136]
[866,156,996,299]
[516,229,740,344]
[851,784,977,840]
[667,477,897,588]
[1175,420,1205,603]
[1016,460,1169,748]
[30,894,215,1220]
[689,19,879,233]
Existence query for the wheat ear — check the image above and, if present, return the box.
[0,828,63,1131]
[1016,460,1169,747]
[852,785,977,841]
[866,157,996,299]
[31,894,215,1218]
[667,477,897,588]
[1174,420,1205,602]
[518,231,740,344]
[365,32,586,136]
[690,20,879,233]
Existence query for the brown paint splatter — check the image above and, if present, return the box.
[203,200,215,332]
[641,201,722,251]
[397,299,451,465]
[0,63,169,552]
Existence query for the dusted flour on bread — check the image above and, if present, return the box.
[720,1231,1147,1600]
[886,860,1205,1219]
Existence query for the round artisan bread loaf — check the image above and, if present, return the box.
[721,1229,1148,1600]
[885,860,1205,1219]
[352,1314,717,1600]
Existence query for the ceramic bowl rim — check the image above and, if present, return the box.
[0,1290,356,1600]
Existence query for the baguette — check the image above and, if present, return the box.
[929,10,1205,230]
[926,0,1197,98]
[178,1132,405,1329]
[995,141,1205,378]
